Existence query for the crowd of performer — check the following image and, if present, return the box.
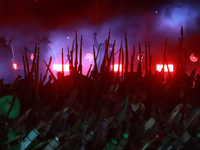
[0,30,200,150]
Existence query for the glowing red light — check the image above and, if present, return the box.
[85,53,93,62]
[53,64,69,72]
[30,53,34,61]
[137,53,143,61]
[156,64,173,72]
[190,53,198,62]
[111,64,122,72]
[13,63,17,70]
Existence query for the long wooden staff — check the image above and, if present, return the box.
[79,35,83,77]
[125,34,129,74]
[148,42,151,74]
[93,45,98,71]
[42,56,52,85]
[137,42,142,76]
[112,41,115,72]
[122,48,124,76]
[62,48,64,77]
[145,41,148,75]
[24,49,30,78]
[22,51,27,78]
[118,42,122,77]
[75,31,78,72]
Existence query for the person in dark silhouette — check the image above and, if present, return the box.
[25,37,57,77]
[0,36,15,83]
[93,33,119,71]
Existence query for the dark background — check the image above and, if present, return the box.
[0,0,200,75]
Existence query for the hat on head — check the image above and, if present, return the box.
[0,36,7,42]
[39,37,52,44]
[0,95,20,119]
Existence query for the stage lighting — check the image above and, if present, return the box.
[111,64,122,72]
[53,64,69,71]
[156,64,173,72]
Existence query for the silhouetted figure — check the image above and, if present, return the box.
[93,33,119,71]
[0,36,15,83]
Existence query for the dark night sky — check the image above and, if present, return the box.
[0,0,200,75]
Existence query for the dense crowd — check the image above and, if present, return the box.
[0,31,200,150]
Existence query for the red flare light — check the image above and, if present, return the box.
[30,53,34,61]
[53,64,69,72]
[13,63,17,70]
[190,53,198,62]
[156,64,173,72]
[111,64,122,72]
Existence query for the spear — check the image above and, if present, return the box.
[44,61,56,81]
[122,48,124,76]
[163,38,171,76]
[31,44,37,78]
[107,41,115,73]
[185,51,186,72]
[79,35,83,77]
[148,42,152,74]
[24,49,30,78]
[93,45,97,71]
[125,34,129,74]
[101,29,111,72]
[130,46,135,73]
[96,43,102,61]
[67,47,72,75]
[145,41,148,75]
[71,50,73,73]
[105,29,111,67]
[87,64,92,77]
[42,56,52,85]
[118,42,122,77]
[37,44,40,80]
[112,40,116,72]
[75,31,78,72]
[137,42,142,76]
[22,51,27,78]
[62,48,64,77]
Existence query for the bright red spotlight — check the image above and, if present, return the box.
[13,63,17,70]
[156,64,173,72]
[111,64,122,72]
[53,64,69,72]
[190,53,198,62]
